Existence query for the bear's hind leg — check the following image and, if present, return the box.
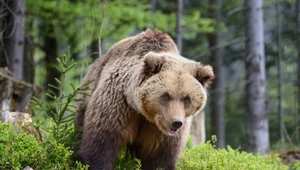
[79,130,123,170]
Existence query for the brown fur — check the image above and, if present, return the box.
[76,29,178,128]
[76,29,214,170]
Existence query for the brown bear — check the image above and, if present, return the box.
[76,29,214,170]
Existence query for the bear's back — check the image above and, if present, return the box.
[86,29,178,91]
[76,29,179,128]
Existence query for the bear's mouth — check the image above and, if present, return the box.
[168,127,179,135]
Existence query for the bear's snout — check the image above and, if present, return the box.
[171,118,183,129]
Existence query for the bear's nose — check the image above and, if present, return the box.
[172,118,183,129]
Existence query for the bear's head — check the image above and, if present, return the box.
[138,52,214,136]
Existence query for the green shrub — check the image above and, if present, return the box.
[31,52,90,151]
[177,138,288,170]
[110,136,289,170]
[293,161,300,170]
[114,149,141,170]
[0,122,88,170]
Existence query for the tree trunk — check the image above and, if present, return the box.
[176,0,183,54]
[151,0,156,13]
[0,68,12,119]
[44,26,60,100]
[296,0,300,145]
[244,0,270,155]
[0,68,41,113]
[276,0,285,150]
[0,1,8,67]
[0,0,29,113]
[23,37,35,84]
[3,0,26,80]
[151,0,157,28]
[91,40,99,60]
[208,0,225,148]
[191,111,206,145]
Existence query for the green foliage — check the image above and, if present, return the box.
[26,0,213,54]
[177,138,288,170]
[293,161,300,170]
[0,53,90,169]
[114,149,142,170]
[32,51,90,150]
[185,135,194,150]
[0,122,88,170]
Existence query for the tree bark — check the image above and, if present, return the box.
[91,40,99,60]
[0,1,8,67]
[208,0,225,148]
[0,68,41,112]
[191,111,206,145]
[151,0,157,28]
[0,68,12,119]
[296,0,300,145]
[151,0,156,13]
[23,37,35,84]
[3,0,26,80]
[276,0,285,150]
[176,0,183,54]
[244,0,270,155]
[44,26,60,100]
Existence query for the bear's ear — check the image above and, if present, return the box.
[195,65,215,88]
[143,52,166,75]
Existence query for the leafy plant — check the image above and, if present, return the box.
[0,122,88,170]
[293,161,300,170]
[0,52,92,169]
[177,136,289,170]
[114,149,142,170]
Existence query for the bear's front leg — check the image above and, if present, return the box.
[78,130,122,170]
[140,136,183,170]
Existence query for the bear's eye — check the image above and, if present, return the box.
[183,96,191,105]
[161,92,171,101]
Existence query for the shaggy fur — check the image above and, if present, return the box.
[76,29,214,170]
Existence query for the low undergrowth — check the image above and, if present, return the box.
[177,137,289,170]
[0,54,296,169]
[0,122,88,170]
